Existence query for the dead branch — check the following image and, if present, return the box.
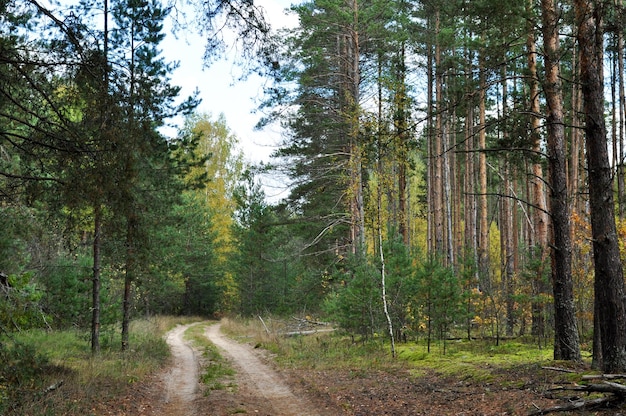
[541,366,577,373]
[291,316,330,326]
[528,396,621,415]
[582,374,626,381]
[549,381,626,395]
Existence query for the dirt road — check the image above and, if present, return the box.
[162,323,199,415]
[160,322,321,416]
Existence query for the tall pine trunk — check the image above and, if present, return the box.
[478,47,489,292]
[527,0,549,341]
[541,0,581,361]
[575,0,626,372]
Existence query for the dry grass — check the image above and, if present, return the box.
[3,315,203,416]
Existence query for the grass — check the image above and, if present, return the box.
[221,317,566,386]
[183,322,236,392]
[1,315,203,416]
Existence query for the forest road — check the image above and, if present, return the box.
[159,321,322,416]
[204,322,321,416]
[161,323,200,416]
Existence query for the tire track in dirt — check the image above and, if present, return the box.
[204,322,320,416]
[162,323,199,416]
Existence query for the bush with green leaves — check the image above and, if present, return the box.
[0,272,48,332]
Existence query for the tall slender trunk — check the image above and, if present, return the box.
[433,10,444,260]
[575,0,626,372]
[618,11,626,219]
[394,42,409,245]
[377,139,395,357]
[91,204,102,354]
[343,0,363,254]
[427,17,434,255]
[542,0,581,361]
[91,0,108,355]
[478,47,489,292]
[501,64,515,337]
[527,0,549,340]
[464,44,477,283]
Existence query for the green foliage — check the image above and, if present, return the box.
[39,255,91,329]
[323,254,382,338]
[232,172,278,315]
[0,340,51,414]
[413,258,463,345]
[0,272,48,332]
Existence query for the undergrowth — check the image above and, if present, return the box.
[222,317,560,385]
[1,315,202,415]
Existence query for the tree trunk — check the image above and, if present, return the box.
[618,13,626,220]
[91,204,102,354]
[343,0,363,255]
[433,10,445,260]
[575,0,626,373]
[541,0,581,361]
[527,0,549,340]
[394,42,409,246]
[478,47,489,292]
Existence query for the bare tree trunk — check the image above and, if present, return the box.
[575,0,626,373]
[426,22,434,255]
[121,214,137,351]
[91,0,108,355]
[541,0,581,361]
[394,42,409,245]
[91,204,102,354]
[340,0,363,254]
[464,44,477,281]
[527,0,549,340]
[378,152,395,358]
[618,10,626,219]
[478,48,489,292]
[433,10,445,260]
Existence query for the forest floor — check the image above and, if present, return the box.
[103,322,625,416]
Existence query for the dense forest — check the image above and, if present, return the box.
[3,0,626,375]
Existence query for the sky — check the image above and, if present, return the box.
[161,0,297,169]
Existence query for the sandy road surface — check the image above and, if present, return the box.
[159,322,321,416]
[162,323,200,415]
[204,323,321,416]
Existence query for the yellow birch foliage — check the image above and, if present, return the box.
[182,113,245,310]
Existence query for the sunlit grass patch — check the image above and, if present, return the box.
[397,337,554,383]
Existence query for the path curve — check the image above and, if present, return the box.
[204,322,320,416]
[162,323,199,416]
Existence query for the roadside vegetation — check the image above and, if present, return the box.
[184,322,236,392]
[0,316,200,415]
[222,316,582,385]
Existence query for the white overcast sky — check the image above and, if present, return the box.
[162,0,297,167]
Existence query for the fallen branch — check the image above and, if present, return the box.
[258,316,270,335]
[43,380,64,395]
[282,328,335,337]
[541,366,577,373]
[528,396,621,415]
[549,381,626,395]
[292,316,330,326]
[582,373,626,381]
